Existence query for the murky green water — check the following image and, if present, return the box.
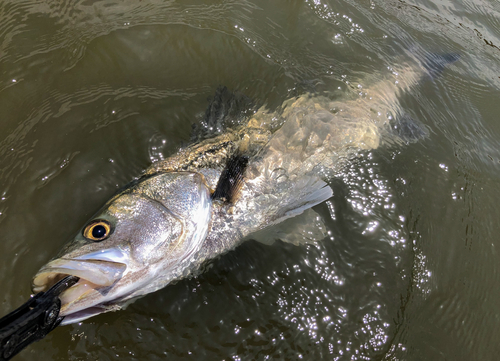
[1,0,500,360]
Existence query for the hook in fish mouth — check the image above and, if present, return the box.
[32,248,128,317]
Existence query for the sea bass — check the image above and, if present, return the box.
[31,57,443,325]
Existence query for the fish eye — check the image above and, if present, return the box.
[83,220,112,241]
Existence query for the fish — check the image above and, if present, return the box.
[31,55,452,325]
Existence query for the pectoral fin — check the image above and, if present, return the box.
[246,209,328,246]
[211,154,249,203]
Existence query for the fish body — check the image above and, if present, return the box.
[32,58,437,324]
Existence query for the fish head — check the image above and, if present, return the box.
[32,171,212,324]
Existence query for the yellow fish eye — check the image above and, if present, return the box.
[83,220,112,241]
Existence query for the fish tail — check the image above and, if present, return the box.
[385,52,460,143]
[421,52,460,79]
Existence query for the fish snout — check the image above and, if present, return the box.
[32,248,129,313]
[32,259,126,292]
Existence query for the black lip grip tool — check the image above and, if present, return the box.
[0,275,79,360]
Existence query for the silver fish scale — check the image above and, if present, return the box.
[32,60,430,323]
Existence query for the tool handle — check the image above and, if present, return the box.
[0,276,79,360]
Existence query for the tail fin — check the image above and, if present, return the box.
[422,52,460,79]
[388,52,459,143]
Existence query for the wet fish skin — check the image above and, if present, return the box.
[31,57,443,324]
[33,171,213,324]
[32,116,332,324]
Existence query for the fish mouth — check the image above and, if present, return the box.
[32,248,128,318]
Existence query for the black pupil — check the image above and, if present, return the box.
[91,225,107,239]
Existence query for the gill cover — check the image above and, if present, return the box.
[127,171,212,266]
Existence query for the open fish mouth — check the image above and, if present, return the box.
[32,248,128,317]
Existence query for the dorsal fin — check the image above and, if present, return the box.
[211,154,249,203]
[191,86,253,142]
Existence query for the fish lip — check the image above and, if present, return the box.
[32,259,126,291]
[32,247,129,309]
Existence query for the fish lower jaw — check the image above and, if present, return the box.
[59,289,141,325]
[32,271,104,309]
[59,278,102,307]
[60,304,122,325]
[53,276,123,324]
